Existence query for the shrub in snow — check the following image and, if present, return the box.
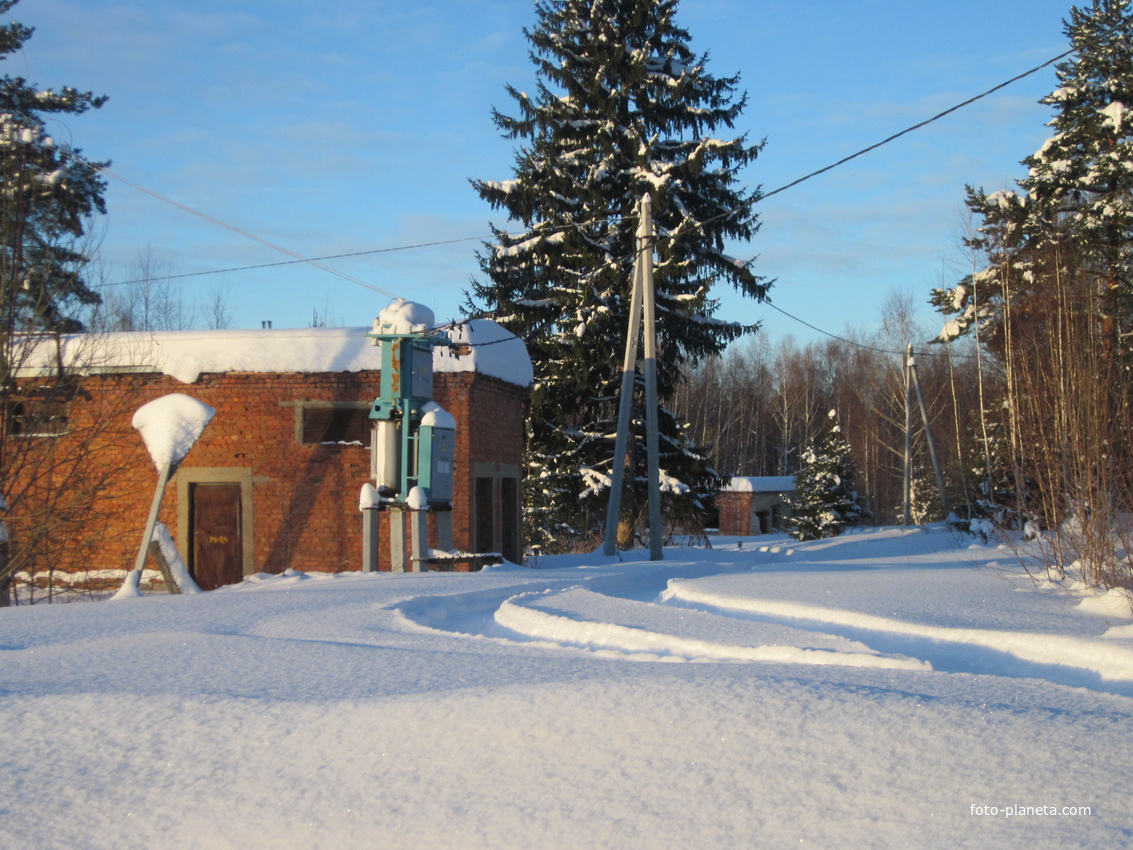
[968,518,995,544]
[907,463,943,527]
[786,411,867,541]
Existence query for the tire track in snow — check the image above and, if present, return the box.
[493,589,931,670]
[661,579,1133,695]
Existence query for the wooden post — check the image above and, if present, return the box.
[129,463,172,588]
[639,194,663,561]
[147,539,181,594]
[603,207,646,556]
[908,349,952,519]
[903,345,913,526]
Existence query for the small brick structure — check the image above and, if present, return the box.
[716,476,795,535]
[9,323,530,590]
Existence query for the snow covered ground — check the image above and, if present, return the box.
[2,526,1131,849]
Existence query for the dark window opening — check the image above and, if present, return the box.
[8,399,70,437]
[301,406,370,444]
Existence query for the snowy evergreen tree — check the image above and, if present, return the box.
[930,1,1133,590]
[785,410,866,541]
[0,0,106,344]
[0,1,108,604]
[932,0,1133,353]
[467,0,769,549]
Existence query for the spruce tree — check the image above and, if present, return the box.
[467,0,769,549]
[785,410,866,541]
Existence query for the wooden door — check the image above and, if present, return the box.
[190,483,243,590]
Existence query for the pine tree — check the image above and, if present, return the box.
[467,0,769,549]
[785,410,866,541]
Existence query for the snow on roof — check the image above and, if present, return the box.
[435,320,534,387]
[15,321,533,388]
[723,476,796,493]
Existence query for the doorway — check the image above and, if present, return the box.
[472,463,521,563]
[177,468,253,590]
[190,483,242,590]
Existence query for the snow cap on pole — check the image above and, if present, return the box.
[132,393,216,471]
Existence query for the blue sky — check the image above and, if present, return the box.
[17,0,1074,346]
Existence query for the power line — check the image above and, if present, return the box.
[99,45,1075,347]
[761,300,979,360]
[461,46,1078,359]
[751,46,1077,209]
[102,168,402,299]
[97,236,486,288]
[673,45,1079,353]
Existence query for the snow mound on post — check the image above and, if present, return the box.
[358,483,382,510]
[153,521,201,594]
[132,394,216,470]
[375,299,435,334]
[420,401,456,430]
[406,486,429,511]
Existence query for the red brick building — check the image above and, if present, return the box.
[716,477,795,535]
[9,322,530,591]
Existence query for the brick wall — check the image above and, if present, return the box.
[716,490,791,535]
[9,367,525,586]
[717,492,754,536]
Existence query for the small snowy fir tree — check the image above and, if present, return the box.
[786,410,866,541]
[467,0,770,550]
[907,462,942,527]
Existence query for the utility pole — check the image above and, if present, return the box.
[640,195,663,560]
[903,344,913,526]
[908,347,951,519]
[903,344,952,525]
[603,194,663,559]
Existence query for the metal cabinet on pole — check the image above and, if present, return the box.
[365,303,456,571]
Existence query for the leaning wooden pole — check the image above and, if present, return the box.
[602,214,646,556]
[125,463,171,592]
[639,194,663,560]
[908,348,952,520]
